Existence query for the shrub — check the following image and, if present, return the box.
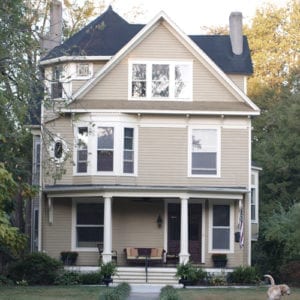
[60,251,78,265]
[0,274,13,286]
[98,282,131,300]
[8,252,63,285]
[160,285,179,300]
[227,266,260,285]
[54,271,80,285]
[79,271,103,285]
[99,261,117,278]
[280,260,300,287]
[176,262,207,285]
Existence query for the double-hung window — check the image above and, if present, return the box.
[212,204,230,251]
[123,128,134,174]
[51,65,63,99]
[191,128,219,176]
[77,127,88,173]
[97,127,114,172]
[76,203,104,248]
[130,61,192,100]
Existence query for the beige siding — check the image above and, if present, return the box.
[42,198,72,260]
[228,74,246,92]
[112,199,164,265]
[82,23,241,105]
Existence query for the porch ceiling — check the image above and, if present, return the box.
[43,184,248,199]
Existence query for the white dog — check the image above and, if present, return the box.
[264,274,291,300]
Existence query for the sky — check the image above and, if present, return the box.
[110,0,290,34]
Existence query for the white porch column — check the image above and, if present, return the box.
[179,197,190,264]
[102,196,112,263]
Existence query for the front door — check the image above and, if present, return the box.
[188,203,202,263]
[167,203,202,263]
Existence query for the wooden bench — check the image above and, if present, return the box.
[124,247,165,265]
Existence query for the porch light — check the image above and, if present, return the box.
[157,214,163,228]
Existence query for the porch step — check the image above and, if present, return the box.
[113,267,178,284]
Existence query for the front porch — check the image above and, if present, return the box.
[42,185,248,268]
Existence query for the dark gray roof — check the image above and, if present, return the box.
[42,6,253,75]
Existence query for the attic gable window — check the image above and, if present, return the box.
[130,61,192,100]
[76,63,91,77]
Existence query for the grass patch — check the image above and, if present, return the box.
[177,287,300,300]
[0,285,105,300]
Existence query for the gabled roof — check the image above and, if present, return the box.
[42,6,252,75]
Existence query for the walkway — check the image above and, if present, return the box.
[127,284,164,300]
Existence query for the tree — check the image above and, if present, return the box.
[0,163,27,257]
[245,0,300,102]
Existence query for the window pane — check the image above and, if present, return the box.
[98,127,114,149]
[175,64,191,98]
[123,161,134,173]
[97,150,113,171]
[132,81,146,97]
[152,64,169,97]
[77,203,103,225]
[77,162,87,173]
[77,227,103,247]
[213,228,230,249]
[78,149,87,161]
[54,141,63,159]
[192,152,216,173]
[124,151,133,161]
[192,129,217,152]
[213,205,230,226]
[132,64,146,80]
[77,127,88,173]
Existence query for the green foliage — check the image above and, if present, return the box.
[54,271,80,285]
[160,285,180,300]
[227,266,260,285]
[60,251,78,265]
[8,252,63,285]
[99,261,117,278]
[280,260,300,287]
[0,164,27,257]
[0,274,14,286]
[176,262,207,284]
[98,282,131,300]
[78,271,103,285]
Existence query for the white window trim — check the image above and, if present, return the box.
[187,126,221,178]
[208,201,234,253]
[73,62,93,80]
[128,60,193,101]
[73,123,138,176]
[251,171,259,223]
[71,198,104,252]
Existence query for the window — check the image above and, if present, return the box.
[50,137,68,163]
[212,205,230,250]
[51,65,63,98]
[77,127,88,173]
[76,203,104,248]
[251,171,259,223]
[76,63,90,77]
[191,129,219,175]
[130,61,192,100]
[123,128,134,173]
[97,127,114,172]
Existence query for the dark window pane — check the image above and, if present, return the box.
[132,82,146,97]
[78,150,87,161]
[97,150,113,171]
[123,161,133,173]
[77,203,103,225]
[54,141,63,159]
[213,205,230,226]
[125,128,134,138]
[77,227,103,247]
[51,82,62,98]
[77,162,87,173]
[192,153,216,173]
[213,228,230,249]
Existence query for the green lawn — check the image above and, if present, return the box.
[177,286,300,300]
[0,285,299,300]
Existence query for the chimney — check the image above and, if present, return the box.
[41,0,62,54]
[229,12,243,55]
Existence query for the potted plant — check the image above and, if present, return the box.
[212,254,227,268]
[176,262,198,287]
[99,261,117,286]
[60,251,78,265]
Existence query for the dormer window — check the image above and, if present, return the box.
[76,63,90,77]
[129,61,192,100]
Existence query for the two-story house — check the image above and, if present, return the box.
[32,4,260,275]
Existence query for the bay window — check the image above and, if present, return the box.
[130,61,192,100]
